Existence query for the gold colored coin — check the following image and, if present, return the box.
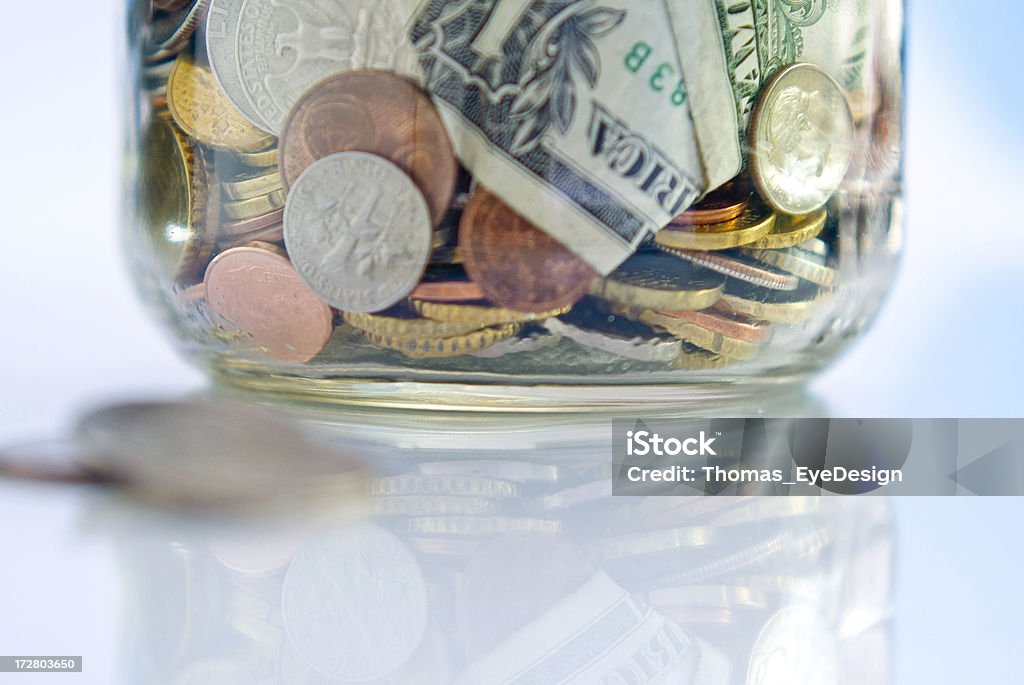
[223,190,286,221]
[613,305,762,360]
[746,210,827,249]
[167,54,276,152]
[234,146,279,169]
[138,113,197,282]
[343,311,489,339]
[656,205,776,251]
[223,170,283,201]
[716,282,824,324]
[591,253,726,311]
[410,300,570,327]
[363,323,521,359]
[743,247,836,287]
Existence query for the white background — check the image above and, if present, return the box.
[1,1,1023,683]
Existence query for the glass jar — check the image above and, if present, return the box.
[125,0,905,410]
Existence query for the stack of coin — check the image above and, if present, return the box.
[139,3,854,374]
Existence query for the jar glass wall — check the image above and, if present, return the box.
[125,0,905,410]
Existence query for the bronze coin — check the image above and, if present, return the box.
[204,243,334,363]
[279,70,456,226]
[672,180,752,225]
[459,189,597,313]
[410,281,485,303]
[656,309,772,344]
[221,207,285,237]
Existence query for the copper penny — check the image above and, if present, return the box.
[409,266,484,302]
[410,281,485,303]
[204,243,334,363]
[221,207,285,237]
[459,189,597,313]
[672,180,752,225]
[279,70,456,226]
[656,309,772,344]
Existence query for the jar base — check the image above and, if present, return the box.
[210,363,819,414]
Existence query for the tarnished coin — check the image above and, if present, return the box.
[591,252,725,311]
[279,70,456,225]
[747,606,840,685]
[204,243,334,363]
[167,55,275,152]
[656,204,777,251]
[657,247,801,291]
[282,524,428,682]
[222,0,420,134]
[284,152,432,313]
[459,190,597,312]
[746,209,828,250]
[750,63,854,215]
[672,180,752,225]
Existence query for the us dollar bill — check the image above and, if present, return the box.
[670,0,872,189]
[399,1,869,274]
[453,572,730,684]
[402,0,708,274]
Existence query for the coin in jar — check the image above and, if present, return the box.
[591,252,725,311]
[204,243,334,363]
[750,63,854,215]
[279,70,456,225]
[225,0,421,134]
[284,152,432,313]
[656,203,777,251]
[672,179,752,225]
[745,209,828,250]
[656,247,801,291]
[460,189,597,313]
[167,54,276,152]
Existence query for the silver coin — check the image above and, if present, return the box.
[233,0,420,134]
[205,0,274,132]
[284,152,432,313]
[747,605,840,685]
[750,63,854,215]
[282,523,428,681]
[74,400,366,510]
